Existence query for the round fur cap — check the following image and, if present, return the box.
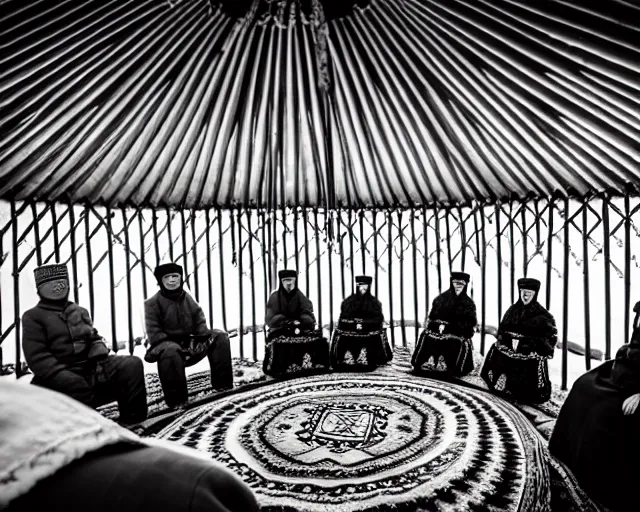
[154,263,183,282]
[450,272,470,283]
[517,278,541,292]
[278,269,297,280]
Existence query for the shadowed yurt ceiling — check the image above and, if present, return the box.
[0,0,639,209]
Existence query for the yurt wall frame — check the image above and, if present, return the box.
[1,193,639,390]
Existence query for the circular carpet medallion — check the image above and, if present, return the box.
[155,373,550,511]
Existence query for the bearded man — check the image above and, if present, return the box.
[263,269,329,377]
[480,277,557,403]
[411,272,477,376]
[330,275,392,371]
[144,262,232,409]
[21,264,147,424]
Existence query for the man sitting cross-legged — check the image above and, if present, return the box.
[331,275,392,371]
[411,272,477,377]
[480,277,557,403]
[263,269,330,377]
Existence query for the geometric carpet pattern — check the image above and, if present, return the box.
[154,372,552,512]
[95,347,604,511]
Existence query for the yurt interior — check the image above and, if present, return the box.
[1,1,640,511]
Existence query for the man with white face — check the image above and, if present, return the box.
[263,269,329,377]
[412,272,477,376]
[480,277,558,403]
[162,272,182,291]
[21,264,147,424]
[331,275,392,371]
[451,279,467,296]
[281,277,297,294]
[144,262,232,409]
[520,287,535,305]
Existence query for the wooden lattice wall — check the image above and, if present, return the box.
[1,194,639,389]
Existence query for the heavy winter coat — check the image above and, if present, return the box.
[427,289,477,339]
[22,301,110,381]
[144,291,211,348]
[497,299,557,356]
[338,292,384,330]
[265,287,316,330]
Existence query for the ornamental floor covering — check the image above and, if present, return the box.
[155,372,551,511]
[99,348,607,512]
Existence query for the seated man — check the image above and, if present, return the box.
[263,269,329,377]
[480,278,557,403]
[548,303,640,512]
[144,262,232,409]
[1,380,259,512]
[22,264,147,425]
[411,272,477,376]
[330,275,392,371]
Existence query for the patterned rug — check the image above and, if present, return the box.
[97,348,604,511]
[151,372,551,512]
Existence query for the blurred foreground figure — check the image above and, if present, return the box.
[331,275,392,371]
[481,278,557,403]
[549,303,640,512]
[0,381,259,512]
[22,264,147,424]
[411,272,477,376]
[263,270,329,377]
[144,262,233,409]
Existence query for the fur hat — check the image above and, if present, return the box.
[450,272,470,283]
[355,275,372,285]
[34,264,69,288]
[278,269,297,280]
[154,262,183,283]
[517,278,541,292]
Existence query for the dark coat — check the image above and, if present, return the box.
[549,360,640,511]
[338,292,384,331]
[22,301,109,382]
[427,289,477,339]
[144,291,210,348]
[265,287,315,331]
[498,299,557,356]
